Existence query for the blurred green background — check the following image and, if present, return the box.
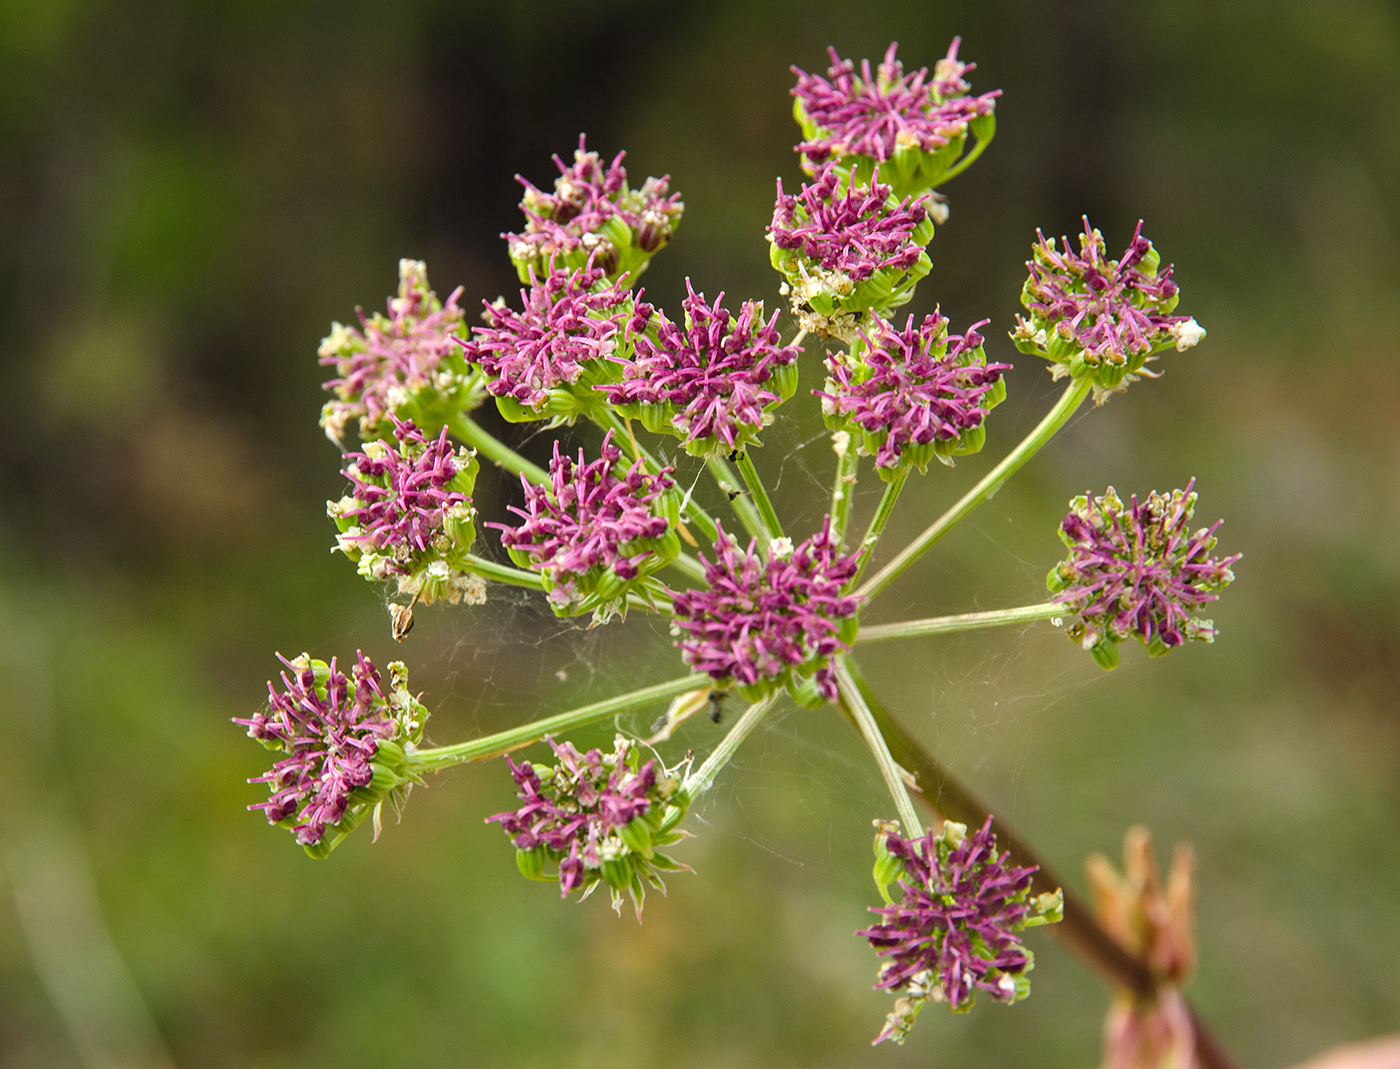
[2,1,1398,1066]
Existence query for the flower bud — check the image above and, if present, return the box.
[487,735,693,920]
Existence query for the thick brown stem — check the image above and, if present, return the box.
[841,660,1241,1069]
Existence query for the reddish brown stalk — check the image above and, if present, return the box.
[840,659,1241,1069]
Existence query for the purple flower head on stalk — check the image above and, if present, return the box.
[791,40,1000,197]
[459,261,631,422]
[495,432,680,622]
[768,165,934,338]
[1011,219,1205,401]
[670,518,862,706]
[604,282,801,458]
[487,735,692,920]
[505,135,684,285]
[319,259,483,444]
[236,653,427,858]
[328,417,482,609]
[859,817,1063,1044]
[1047,480,1240,670]
[818,312,1010,476]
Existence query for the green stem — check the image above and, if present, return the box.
[446,413,549,486]
[733,450,784,541]
[665,552,710,585]
[679,693,777,802]
[595,408,720,546]
[849,466,908,588]
[464,555,545,590]
[706,456,767,543]
[834,658,922,837]
[858,602,1062,644]
[859,378,1092,602]
[829,436,860,547]
[934,129,992,187]
[413,674,709,773]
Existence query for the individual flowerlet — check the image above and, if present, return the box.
[1088,827,1198,1069]
[1011,219,1205,401]
[670,518,862,706]
[768,164,934,335]
[327,417,483,607]
[504,135,684,285]
[860,818,1063,1045]
[604,282,801,458]
[818,312,1009,477]
[487,735,692,920]
[459,261,631,423]
[236,652,428,858]
[1047,480,1240,670]
[791,39,1000,198]
[319,258,483,444]
[496,432,680,622]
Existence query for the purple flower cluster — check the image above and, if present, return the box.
[319,259,475,443]
[1012,219,1204,398]
[791,40,999,170]
[237,653,425,855]
[1047,480,1240,669]
[505,135,684,283]
[487,735,691,918]
[670,519,862,703]
[328,418,481,605]
[819,313,1009,472]
[459,263,630,419]
[603,283,801,457]
[860,818,1061,1043]
[771,165,930,284]
[496,433,679,617]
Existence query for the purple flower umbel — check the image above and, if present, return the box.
[495,432,680,620]
[459,262,631,421]
[319,259,479,443]
[487,735,691,919]
[791,40,1000,180]
[1012,218,1205,400]
[859,817,1062,1044]
[328,417,482,606]
[670,518,862,704]
[237,653,427,857]
[603,282,801,458]
[1047,480,1240,670]
[819,313,1009,474]
[769,165,933,330]
[505,135,684,284]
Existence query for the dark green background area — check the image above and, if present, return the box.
[2,1,1398,1066]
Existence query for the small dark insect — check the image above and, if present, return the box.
[707,689,730,724]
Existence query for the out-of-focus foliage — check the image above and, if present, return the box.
[1,1,1397,1066]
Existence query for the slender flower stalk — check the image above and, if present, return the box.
[704,454,768,544]
[858,602,1063,644]
[829,429,860,545]
[413,674,710,774]
[859,377,1092,602]
[679,693,778,801]
[445,412,549,486]
[732,450,784,541]
[848,465,909,587]
[834,658,922,837]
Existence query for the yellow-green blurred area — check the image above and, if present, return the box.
[1,0,1397,1065]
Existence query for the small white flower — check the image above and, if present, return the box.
[1172,317,1206,351]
